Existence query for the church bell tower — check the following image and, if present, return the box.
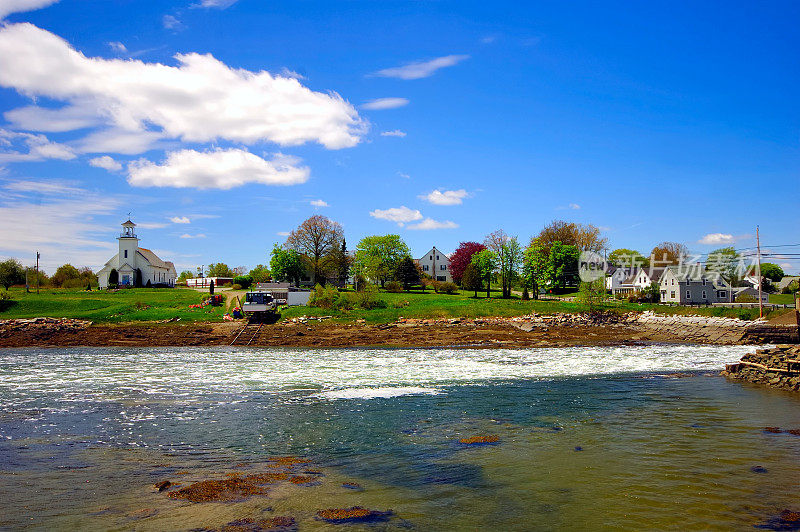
[118,219,139,266]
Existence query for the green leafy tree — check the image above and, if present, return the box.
[207,262,235,277]
[470,249,498,297]
[248,264,270,284]
[24,266,49,288]
[270,244,304,285]
[706,247,743,284]
[353,235,411,287]
[108,268,118,286]
[461,263,483,298]
[577,279,608,312]
[547,242,580,292]
[484,230,522,298]
[329,238,351,287]
[177,270,194,282]
[395,256,421,291]
[51,264,81,287]
[0,258,25,290]
[608,248,649,268]
[522,238,548,300]
[759,263,784,283]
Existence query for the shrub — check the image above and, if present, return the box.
[353,274,367,291]
[232,283,242,290]
[781,280,798,294]
[438,282,458,294]
[385,281,403,293]
[735,292,757,303]
[310,283,339,309]
[334,292,353,311]
[146,280,152,288]
[392,299,409,308]
[233,276,252,289]
[354,286,387,309]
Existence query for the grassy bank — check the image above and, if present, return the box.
[0,286,787,324]
[0,287,227,323]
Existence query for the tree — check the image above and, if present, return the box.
[395,256,421,291]
[461,263,483,298]
[177,270,194,282]
[484,230,522,298]
[535,220,607,254]
[134,268,143,288]
[577,279,608,312]
[108,268,119,285]
[706,247,743,284]
[522,238,548,300]
[352,235,411,287]
[650,242,689,266]
[51,264,81,287]
[207,263,234,277]
[608,248,649,268]
[329,238,351,287]
[270,244,305,286]
[249,264,270,284]
[449,242,486,285]
[25,266,49,288]
[548,242,580,291]
[471,249,498,297]
[286,215,344,284]
[0,258,25,290]
[760,263,785,283]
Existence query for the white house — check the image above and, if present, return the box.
[415,246,452,283]
[97,220,177,289]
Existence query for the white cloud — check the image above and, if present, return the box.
[369,206,423,226]
[381,130,406,137]
[192,0,237,8]
[361,98,409,110]
[481,36,497,44]
[162,14,183,30]
[407,218,459,230]
[77,128,164,155]
[277,231,290,236]
[0,128,76,162]
[0,0,59,19]
[180,233,206,239]
[310,199,328,207]
[4,103,103,132]
[127,148,309,190]
[419,189,469,206]
[107,41,127,54]
[699,233,735,245]
[170,216,190,224]
[136,221,167,229]
[569,203,580,210]
[4,178,83,195]
[397,172,410,179]
[0,23,366,151]
[88,155,122,171]
[373,54,469,80]
[0,187,119,270]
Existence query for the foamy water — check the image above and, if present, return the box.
[0,344,754,405]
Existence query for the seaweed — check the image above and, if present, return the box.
[459,435,500,445]
[316,507,392,524]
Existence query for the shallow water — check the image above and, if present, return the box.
[1,345,799,530]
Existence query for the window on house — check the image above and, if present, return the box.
[686,290,691,299]
[124,250,127,258]
[702,290,707,299]
[440,265,446,270]
[702,279,706,286]
[670,291,676,298]
[436,255,439,260]
[718,291,726,298]
[423,265,429,271]
[672,279,675,285]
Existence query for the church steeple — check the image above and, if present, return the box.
[118,219,139,265]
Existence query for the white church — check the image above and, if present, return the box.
[97,220,177,289]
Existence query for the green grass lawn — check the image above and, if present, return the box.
[0,287,228,323]
[0,286,785,324]
[769,293,798,305]
[280,288,777,323]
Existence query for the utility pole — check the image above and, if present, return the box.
[756,226,763,319]
[35,251,40,295]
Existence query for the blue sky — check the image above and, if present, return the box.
[0,0,798,274]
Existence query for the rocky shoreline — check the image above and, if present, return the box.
[723,345,800,392]
[0,311,797,348]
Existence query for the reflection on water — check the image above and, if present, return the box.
[0,346,799,530]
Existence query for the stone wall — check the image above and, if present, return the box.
[723,345,800,392]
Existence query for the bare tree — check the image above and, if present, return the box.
[286,215,344,285]
[534,220,607,253]
[650,242,689,266]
